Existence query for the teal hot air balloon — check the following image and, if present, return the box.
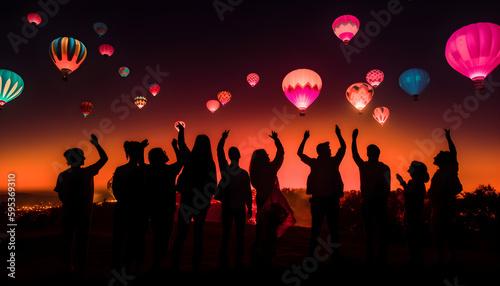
[0,69,24,110]
[399,68,430,101]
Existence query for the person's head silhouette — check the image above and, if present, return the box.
[191,134,213,163]
[408,160,430,183]
[123,141,142,162]
[433,151,453,168]
[367,144,380,161]
[64,148,85,168]
[228,146,240,162]
[316,142,331,157]
[148,148,169,165]
[251,149,269,166]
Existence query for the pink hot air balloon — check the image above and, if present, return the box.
[27,13,42,25]
[247,73,260,87]
[373,106,390,126]
[366,69,384,88]
[332,15,360,45]
[346,82,374,114]
[99,44,114,57]
[445,22,500,89]
[282,69,322,116]
[149,84,160,96]
[174,121,186,132]
[206,100,220,113]
[217,91,232,106]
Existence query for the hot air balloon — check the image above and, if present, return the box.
[373,106,390,126]
[134,96,147,109]
[247,73,260,87]
[346,83,374,114]
[366,69,384,88]
[332,15,360,45]
[174,121,186,132]
[80,102,93,119]
[206,100,220,113]
[399,68,430,101]
[217,91,231,106]
[99,44,114,57]
[149,84,160,96]
[49,37,87,81]
[445,22,500,90]
[27,13,42,26]
[282,69,322,116]
[118,67,130,78]
[93,22,108,37]
[0,69,24,110]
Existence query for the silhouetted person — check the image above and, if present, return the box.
[352,129,390,264]
[396,161,429,266]
[111,140,148,273]
[428,129,462,267]
[54,134,108,276]
[215,130,252,268]
[298,125,345,258]
[143,124,186,271]
[171,133,216,271]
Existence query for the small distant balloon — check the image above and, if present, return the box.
[247,73,260,87]
[174,121,186,132]
[399,68,430,101]
[346,82,374,114]
[99,44,114,57]
[49,37,87,81]
[27,13,42,25]
[282,69,322,116]
[134,96,147,109]
[80,102,93,119]
[206,100,220,113]
[93,22,108,37]
[118,67,130,77]
[366,69,384,88]
[332,15,360,45]
[373,106,390,126]
[217,91,231,106]
[149,84,160,96]
[0,69,24,110]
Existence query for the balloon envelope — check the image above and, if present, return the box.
[445,22,500,89]
[366,69,384,88]
[134,96,147,109]
[206,100,220,113]
[217,91,231,106]
[373,106,390,126]
[49,37,87,80]
[99,44,114,57]
[399,68,430,100]
[282,69,322,116]
[247,73,260,87]
[0,69,24,110]
[27,13,42,25]
[80,102,93,118]
[118,67,130,77]
[332,15,360,44]
[93,22,108,36]
[149,84,160,96]
[346,82,374,113]
[174,121,186,132]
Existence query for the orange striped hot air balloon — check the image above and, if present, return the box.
[372,106,390,126]
[217,91,231,106]
[346,82,374,114]
[49,37,87,81]
[134,96,147,109]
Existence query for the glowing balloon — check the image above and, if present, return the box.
[99,44,114,57]
[174,121,186,132]
[399,68,430,101]
[206,100,220,113]
[80,102,93,119]
[149,84,160,96]
[27,13,42,25]
[49,37,87,81]
[332,15,360,45]
[93,22,108,37]
[217,91,231,106]
[247,73,260,87]
[134,96,147,109]
[282,69,322,116]
[373,106,390,126]
[445,22,500,89]
[366,69,384,88]
[346,82,374,114]
[0,69,24,110]
[118,67,130,78]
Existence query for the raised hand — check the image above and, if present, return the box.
[177,123,184,132]
[352,129,359,139]
[303,130,310,140]
[335,125,341,136]
[222,130,230,139]
[140,139,149,149]
[90,134,99,146]
[269,131,278,140]
[445,129,451,140]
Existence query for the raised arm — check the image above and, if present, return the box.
[297,130,312,162]
[335,125,346,159]
[270,131,284,170]
[445,129,457,160]
[176,123,190,159]
[217,130,230,171]
[396,173,407,189]
[351,129,363,166]
[90,134,109,169]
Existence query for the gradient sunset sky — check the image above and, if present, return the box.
[1,0,499,197]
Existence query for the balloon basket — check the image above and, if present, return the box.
[413,95,419,101]
[473,81,485,90]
